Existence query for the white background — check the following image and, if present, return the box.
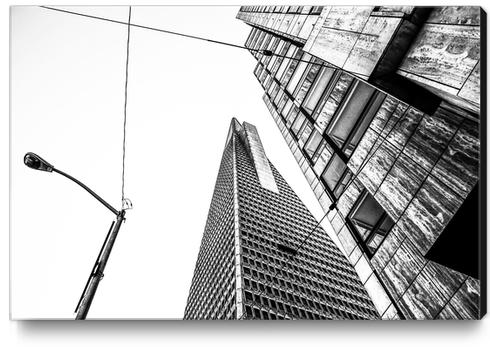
[3,0,490,346]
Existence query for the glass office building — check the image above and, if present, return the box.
[237,6,484,319]
[184,119,380,320]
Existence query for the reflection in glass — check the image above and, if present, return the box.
[277,94,289,113]
[368,234,384,249]
[282,100,293,119]
[344,93,385,156]
[351,192,384,229]
[304,67,335,114]
[281,50,303,84]
[315,97,339,133]
[274,89,284,106]
[298,122,312,147]
[304,129,322,158]
[270,84,280,101]
[333,170,352,198]
[327,81,374,149]
[275,45,296,80]
[286,105,299,127]
[271,44,289,75]
[349,191,394,254]
[286,60,308,95]
[378,216,395,234]
[322,154,346,192]
[313,143,332,176]
[296,64,321,103]
[291,112,306,135]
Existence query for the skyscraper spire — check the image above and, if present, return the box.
[184,119,379,320]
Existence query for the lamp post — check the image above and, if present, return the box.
[24,152,126,320]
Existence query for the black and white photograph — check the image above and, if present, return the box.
[8,2,486,328]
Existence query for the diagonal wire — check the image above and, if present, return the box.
[121,6,131,208]
[40,6,255,51]
[39,6,325,67]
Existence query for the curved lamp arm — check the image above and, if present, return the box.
[52,168,119,216]
[24,152,119,215]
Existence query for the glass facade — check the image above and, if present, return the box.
[245,25,372,203]
[238,6,482,320]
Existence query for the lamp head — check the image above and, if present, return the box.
[24,152,54,172]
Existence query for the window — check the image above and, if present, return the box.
[327,81,373,147]
[282,99,293,119]
[286,60,309,94]
[345,93,385,155]
[271,42,290,75]
[321,154,352,198]
[245,291,253,301]
[277,94,289,112]
[312,141,332,175]
[332,168,352,198]
[274,89,285,106]
[296,64,322,103]
[245,305,253,317]
[348,191,394,255]
[281,50,304,84]
[286,104,299,127]
[253,32,266,50]
[313,72,353,133]
[326,81,384,156]
[322,155,345,191]
[275,45,296,79]
[297,121,312,147]
[303,67,335,114]
[291,111,306,135]
[304,129,322,158]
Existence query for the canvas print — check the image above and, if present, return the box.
[10,5,485,320]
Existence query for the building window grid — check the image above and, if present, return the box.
[184,141,238,319]
[234,139,378,320]
[250,31,392,204]
[240,238,374,307]
[187,123,380,319]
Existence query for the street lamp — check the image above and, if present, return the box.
[24,152,126,320]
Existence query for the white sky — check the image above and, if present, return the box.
[10,5,339,319]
